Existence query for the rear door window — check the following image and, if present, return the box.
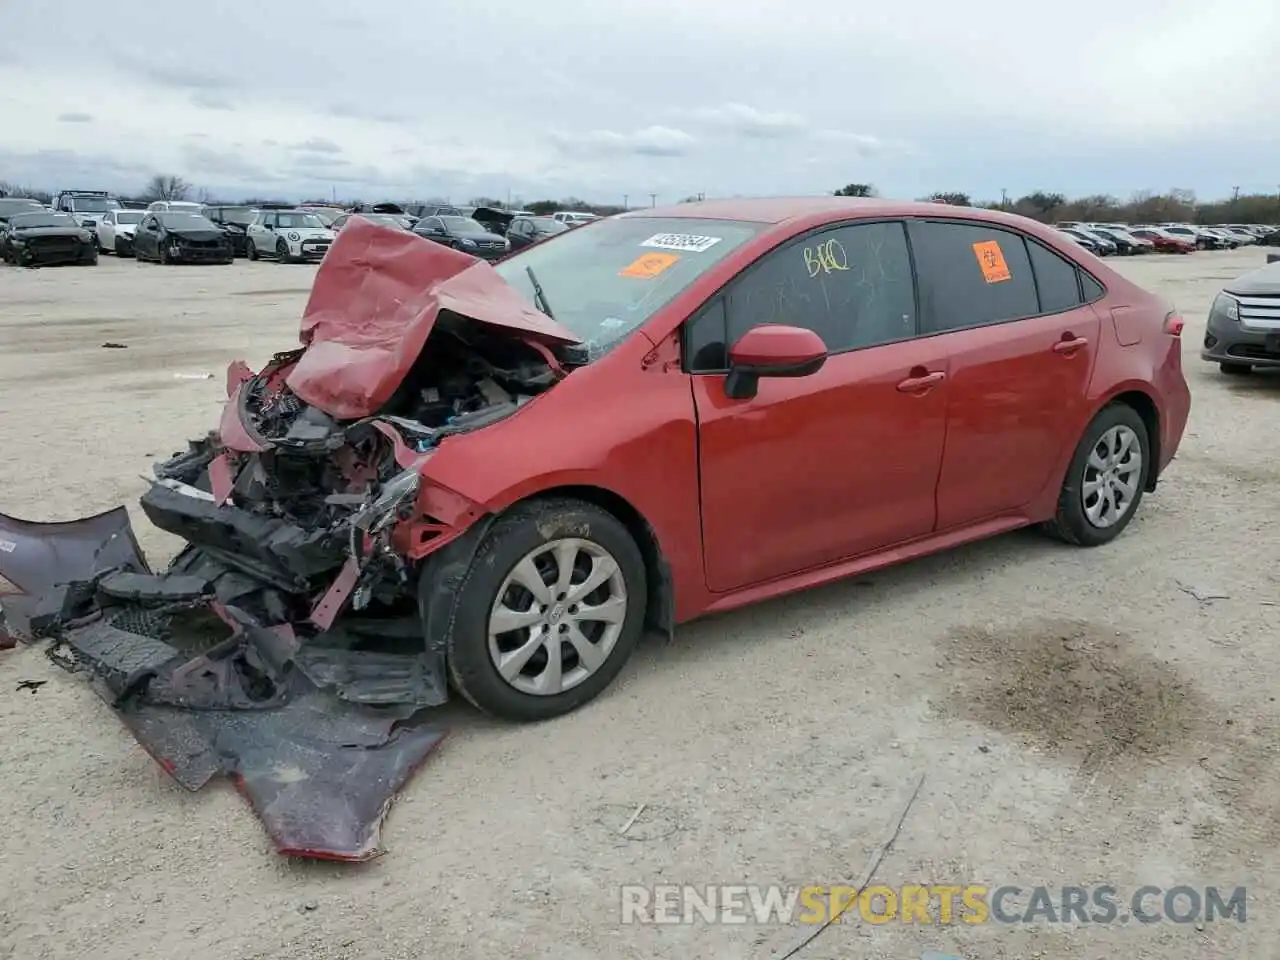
[907,220,1040,333]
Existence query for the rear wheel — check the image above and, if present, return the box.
[1043,404,1150,547]
[441,498,648,722]
[1220,362,1252,376]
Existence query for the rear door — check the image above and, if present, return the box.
[907,219,1102,529]
[690,219,950,592]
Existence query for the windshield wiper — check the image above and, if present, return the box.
[526,265,557,323]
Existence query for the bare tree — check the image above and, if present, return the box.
[142,175,192,202]
[833,183,875,197]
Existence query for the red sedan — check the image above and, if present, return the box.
[1128,228,1195,254]
[9,201,1192,727]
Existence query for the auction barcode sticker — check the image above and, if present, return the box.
[640,233,722,253]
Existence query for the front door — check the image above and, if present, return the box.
[907,219,1102,528]
[690,219,949,593]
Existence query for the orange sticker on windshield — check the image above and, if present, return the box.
[972,240,1011,283]
[619,251,680,279]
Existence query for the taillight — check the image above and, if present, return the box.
[1163,310,1184,337]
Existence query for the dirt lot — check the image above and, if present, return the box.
[1,249,1277,960]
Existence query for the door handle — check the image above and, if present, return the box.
[896,371,945,392]
[1053,336,1088,354]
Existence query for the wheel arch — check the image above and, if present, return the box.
[494,484,674,639]
[1095,388,1161,492]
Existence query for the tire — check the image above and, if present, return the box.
[115,238,132,258]
[158,244,169,265]
[1220,362,1253,376]
[440,497,648,722]
[276,239,291,263]
[1042,403,1150,547]
[247,240,258,261]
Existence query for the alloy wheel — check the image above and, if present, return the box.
[1081,424,1143,529]
[486,537,628,696]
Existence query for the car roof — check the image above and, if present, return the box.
[620,196,1043,229]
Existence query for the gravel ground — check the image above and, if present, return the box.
[0,249,1277,960]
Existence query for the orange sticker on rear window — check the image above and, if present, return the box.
[619,251,680,279]
[972,240,1011,283]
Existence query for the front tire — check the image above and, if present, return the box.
[442,498,648,722]
[115,237,132,258]
[276,239,291,263]
[247,240,258,260]
[1220,362,1252,376]
[1043,403,1150,547]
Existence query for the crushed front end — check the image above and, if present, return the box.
[0,218,582,860]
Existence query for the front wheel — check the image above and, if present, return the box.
[247,239,258,260]
[276,239,291,263]
[158,244,169,264]
[115,237,132,258]
[1042,404,1150,547]
[441,498,648,722]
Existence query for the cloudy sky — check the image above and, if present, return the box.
[1,0,1277,205]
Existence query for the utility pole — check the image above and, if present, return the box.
[1000,187,1008,209]
[649,193,656,207]
[623,194,628,210]
[1232,185,1241,203]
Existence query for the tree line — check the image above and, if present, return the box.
[6,174,1279,225]
[832,183,1280,225]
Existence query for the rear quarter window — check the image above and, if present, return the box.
[907,220,1040,332]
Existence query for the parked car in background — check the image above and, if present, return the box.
[1158,224,1221,250]
[133,211,234,264]
[403,203,462,219]
[506,215,570,251]
[96,208,146,256]
[245,209,336,262]
[146,200,204,214]
[1,210,98,266]
[200,205,258,256]
[1087,227,1146,255]
[410,214,509,259]
[330,212,412,232]
[299,206,346,226]
[552,211,600,228]
[1262,228,1280,247]
[0,197,44,231]
[52,190,121,231]
[1057,227,1113,255]
[1197,227,1239,249]
[1128,227,1195,253]
[1202,261,1280,375]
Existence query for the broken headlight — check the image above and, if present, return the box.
[351,468,421,537]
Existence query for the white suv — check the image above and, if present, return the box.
[552,211,600,228]
[245,209,336,262]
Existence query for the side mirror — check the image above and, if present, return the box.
[724,325,827,400]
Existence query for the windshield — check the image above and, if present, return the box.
[534,219,568,234]
[275,212,326,229]
[493,216,765,355]
[441,216,489,234]
[11,212,78,229]
[69,197,115,213]
[115,212,144,224]
[159,212,218,229]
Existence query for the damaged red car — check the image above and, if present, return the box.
[0,203,1189,852]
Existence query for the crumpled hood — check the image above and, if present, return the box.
[1224,262,1280,297]
[286,217,582,420]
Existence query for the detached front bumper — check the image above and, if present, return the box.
[0,498,452,861]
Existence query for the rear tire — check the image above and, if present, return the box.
[1042,403,1150,547]
[441,498,648,722]
[1220,362,1252,376]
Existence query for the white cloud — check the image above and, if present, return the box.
[0,0,1276,202]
